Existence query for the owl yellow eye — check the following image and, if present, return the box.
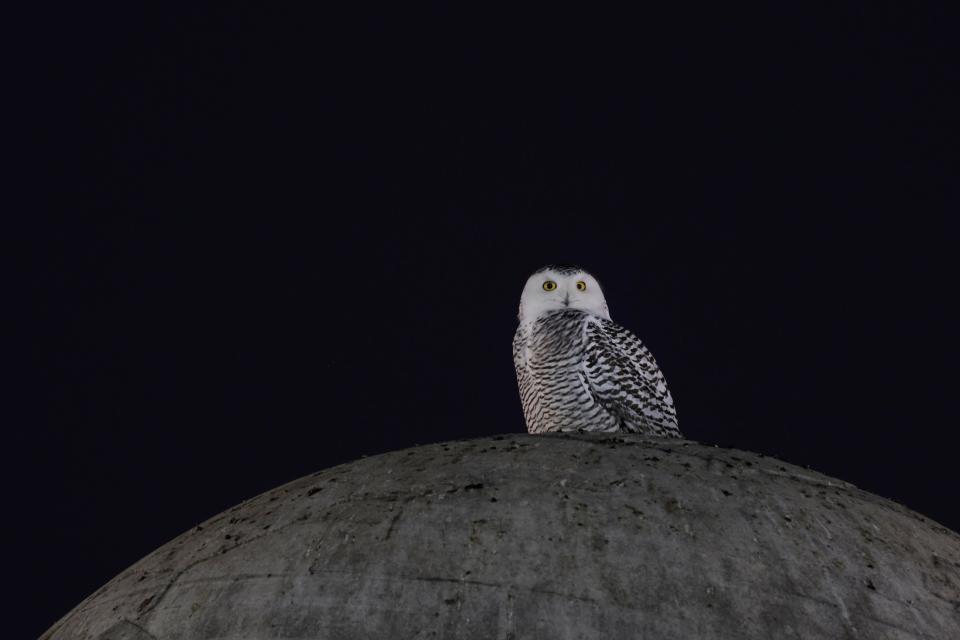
[542,280,557,291]
[576,281,587,291]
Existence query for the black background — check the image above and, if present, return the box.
[13,4,958,638]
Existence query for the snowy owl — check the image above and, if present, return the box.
[513,265,681,437]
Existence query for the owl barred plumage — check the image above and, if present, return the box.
[513,265,681,437]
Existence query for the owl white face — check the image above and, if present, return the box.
[518,266,611,323]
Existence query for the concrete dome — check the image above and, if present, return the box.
[43,433,960,639]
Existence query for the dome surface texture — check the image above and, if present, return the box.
[44,433,960,639]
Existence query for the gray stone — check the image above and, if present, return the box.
[42,433,960,639]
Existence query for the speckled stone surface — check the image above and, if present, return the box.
[43,433,960,639]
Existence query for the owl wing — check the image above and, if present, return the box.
[512,323,539,433]
[582,317,681,437]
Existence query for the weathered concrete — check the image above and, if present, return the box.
[43,433,960,639]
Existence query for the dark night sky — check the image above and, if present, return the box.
[13,4,958,638]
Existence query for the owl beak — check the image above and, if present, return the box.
[563,293,570,307]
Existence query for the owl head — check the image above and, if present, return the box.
[518,264,610,323]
